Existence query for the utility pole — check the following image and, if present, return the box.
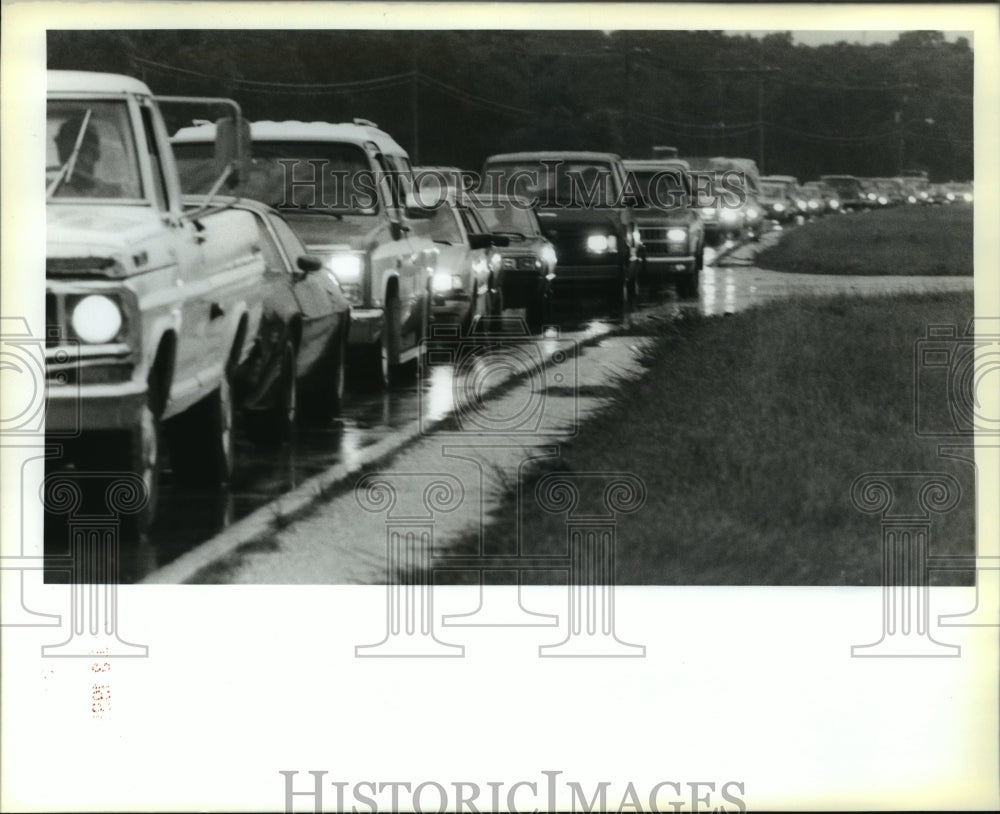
[411,44,420,165]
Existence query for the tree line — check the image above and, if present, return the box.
[48,29,974,182]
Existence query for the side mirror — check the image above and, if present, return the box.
[214,115,251,189]
[468,233,510,250]
[294,255,323,280]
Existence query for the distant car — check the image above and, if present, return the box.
[693,172,745,245]
[899,169,932,204]
[222,198,352,441]
[623,159,705,298]
[471,192,557,332]
[758,178,798,222]
[820,175,866,211]
[802,181,841,213]
[870,177,906,206]
[796,185,827,215]
[944,181,974,204]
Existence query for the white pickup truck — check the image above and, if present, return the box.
[45,70,266,530]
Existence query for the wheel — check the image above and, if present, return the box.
[525,291,549,334]
[169,373,235,485]
[85,399,160,538]
[676,268,700,299]
[246,339,297,443]
[610,273,630,316]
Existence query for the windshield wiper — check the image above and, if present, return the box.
[46,108,92,200]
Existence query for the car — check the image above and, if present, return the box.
[692,172,745,244]
[45,71,267,532]
[796,184,827,216]
[758,177,798,222]
[470,192,557,333]
[802,181,842,213]
[218,198,352,442]
[172,119,438,389]
[820,175,866,211]
[422,193,509,334]
[623,159,705,298]
[944,181,974,204]
[899,169,932,204]
[480,151,642,312]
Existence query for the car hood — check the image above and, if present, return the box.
[281,211,380,252]
[46,203,173,278]
[634,209,699,227]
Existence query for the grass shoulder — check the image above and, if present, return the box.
[756,205,973,276]
[440,292,976,585]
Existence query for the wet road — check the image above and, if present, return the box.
[43,227,974,583]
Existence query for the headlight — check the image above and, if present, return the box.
[746,207,760,220]
[946,192,955,201]
[539,244,557,268]
[807,200,820,209]
[720,208,740,223]
[867,192,876,200]
[488,251,502,273]
[908,195,917,204]
[71,295,122,344]
[878,196,888,205]
[432,272,463,293]
[828,200,840,209]
[773,202,785,213]
[666,228,687,242]
[586,234,618,253]
[919,191,929,199]
[324,252,364,281]
[963,192,973,202]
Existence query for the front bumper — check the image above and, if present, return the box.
[644,255,697,275]
[347,307,384,345]
[551,262,621,286]
[431,292,471,323]
[45,379,147,434]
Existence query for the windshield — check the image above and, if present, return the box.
[47,100,143,200]
[473,199,539,235]
[760,182,786,197]
[174,139,378,214]
[628,170,688,209]
[823,178,860,195]
[484,160,620,207]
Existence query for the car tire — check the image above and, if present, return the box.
[677,269,699,299]
[247,339,297,443]
[525,291,549,334]
[169,374,235,486]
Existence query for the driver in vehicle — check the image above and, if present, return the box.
[52,113,121,197]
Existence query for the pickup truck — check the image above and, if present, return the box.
[171,119,438,388]
[45,70,266,531]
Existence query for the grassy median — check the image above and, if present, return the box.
[447,292,975,585]
[756,205,973,276]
